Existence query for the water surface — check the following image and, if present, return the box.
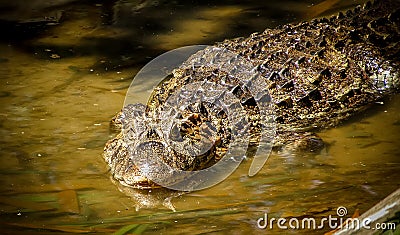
[0,0,399,234]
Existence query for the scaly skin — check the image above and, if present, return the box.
[104,0,400,189]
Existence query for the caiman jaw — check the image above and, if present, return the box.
[118,162,161,189]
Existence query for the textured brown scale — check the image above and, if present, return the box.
[104,0,400,189]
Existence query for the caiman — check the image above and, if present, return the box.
[103,0,400,190]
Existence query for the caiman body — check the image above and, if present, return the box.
[104,0,400,189]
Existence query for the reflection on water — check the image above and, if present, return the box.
[0,0,399,234]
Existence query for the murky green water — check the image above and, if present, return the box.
[0,0,399,234]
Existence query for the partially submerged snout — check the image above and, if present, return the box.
[103,134,161,189]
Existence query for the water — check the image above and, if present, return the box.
[0,0,399,234]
